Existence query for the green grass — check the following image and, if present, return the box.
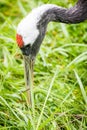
[0,0,87,129]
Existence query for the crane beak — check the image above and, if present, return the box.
[23,55,34,105]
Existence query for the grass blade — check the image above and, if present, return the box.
[0,96,21,121]
[36,68,58,130]
[74,70,87,104]
[67,51,87,68]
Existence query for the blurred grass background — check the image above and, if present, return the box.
[0,0,87,129]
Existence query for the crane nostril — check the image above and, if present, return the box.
[16,34,24,48]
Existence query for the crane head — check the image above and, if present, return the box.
[16,4,54,57]
[16,15,40,57]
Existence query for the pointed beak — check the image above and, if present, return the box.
[23,55,34,105]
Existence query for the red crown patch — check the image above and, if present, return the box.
[16,34,24,48]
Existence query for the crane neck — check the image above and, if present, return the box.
[38,0,87,28]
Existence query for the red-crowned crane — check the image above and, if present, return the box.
[16,0,87,105]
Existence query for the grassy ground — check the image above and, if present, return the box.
[0,0,87,129]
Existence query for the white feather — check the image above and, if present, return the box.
[17,4,60,46]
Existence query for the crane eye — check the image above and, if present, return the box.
[16,34,24,48]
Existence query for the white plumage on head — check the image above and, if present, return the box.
[17,4,59,46]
